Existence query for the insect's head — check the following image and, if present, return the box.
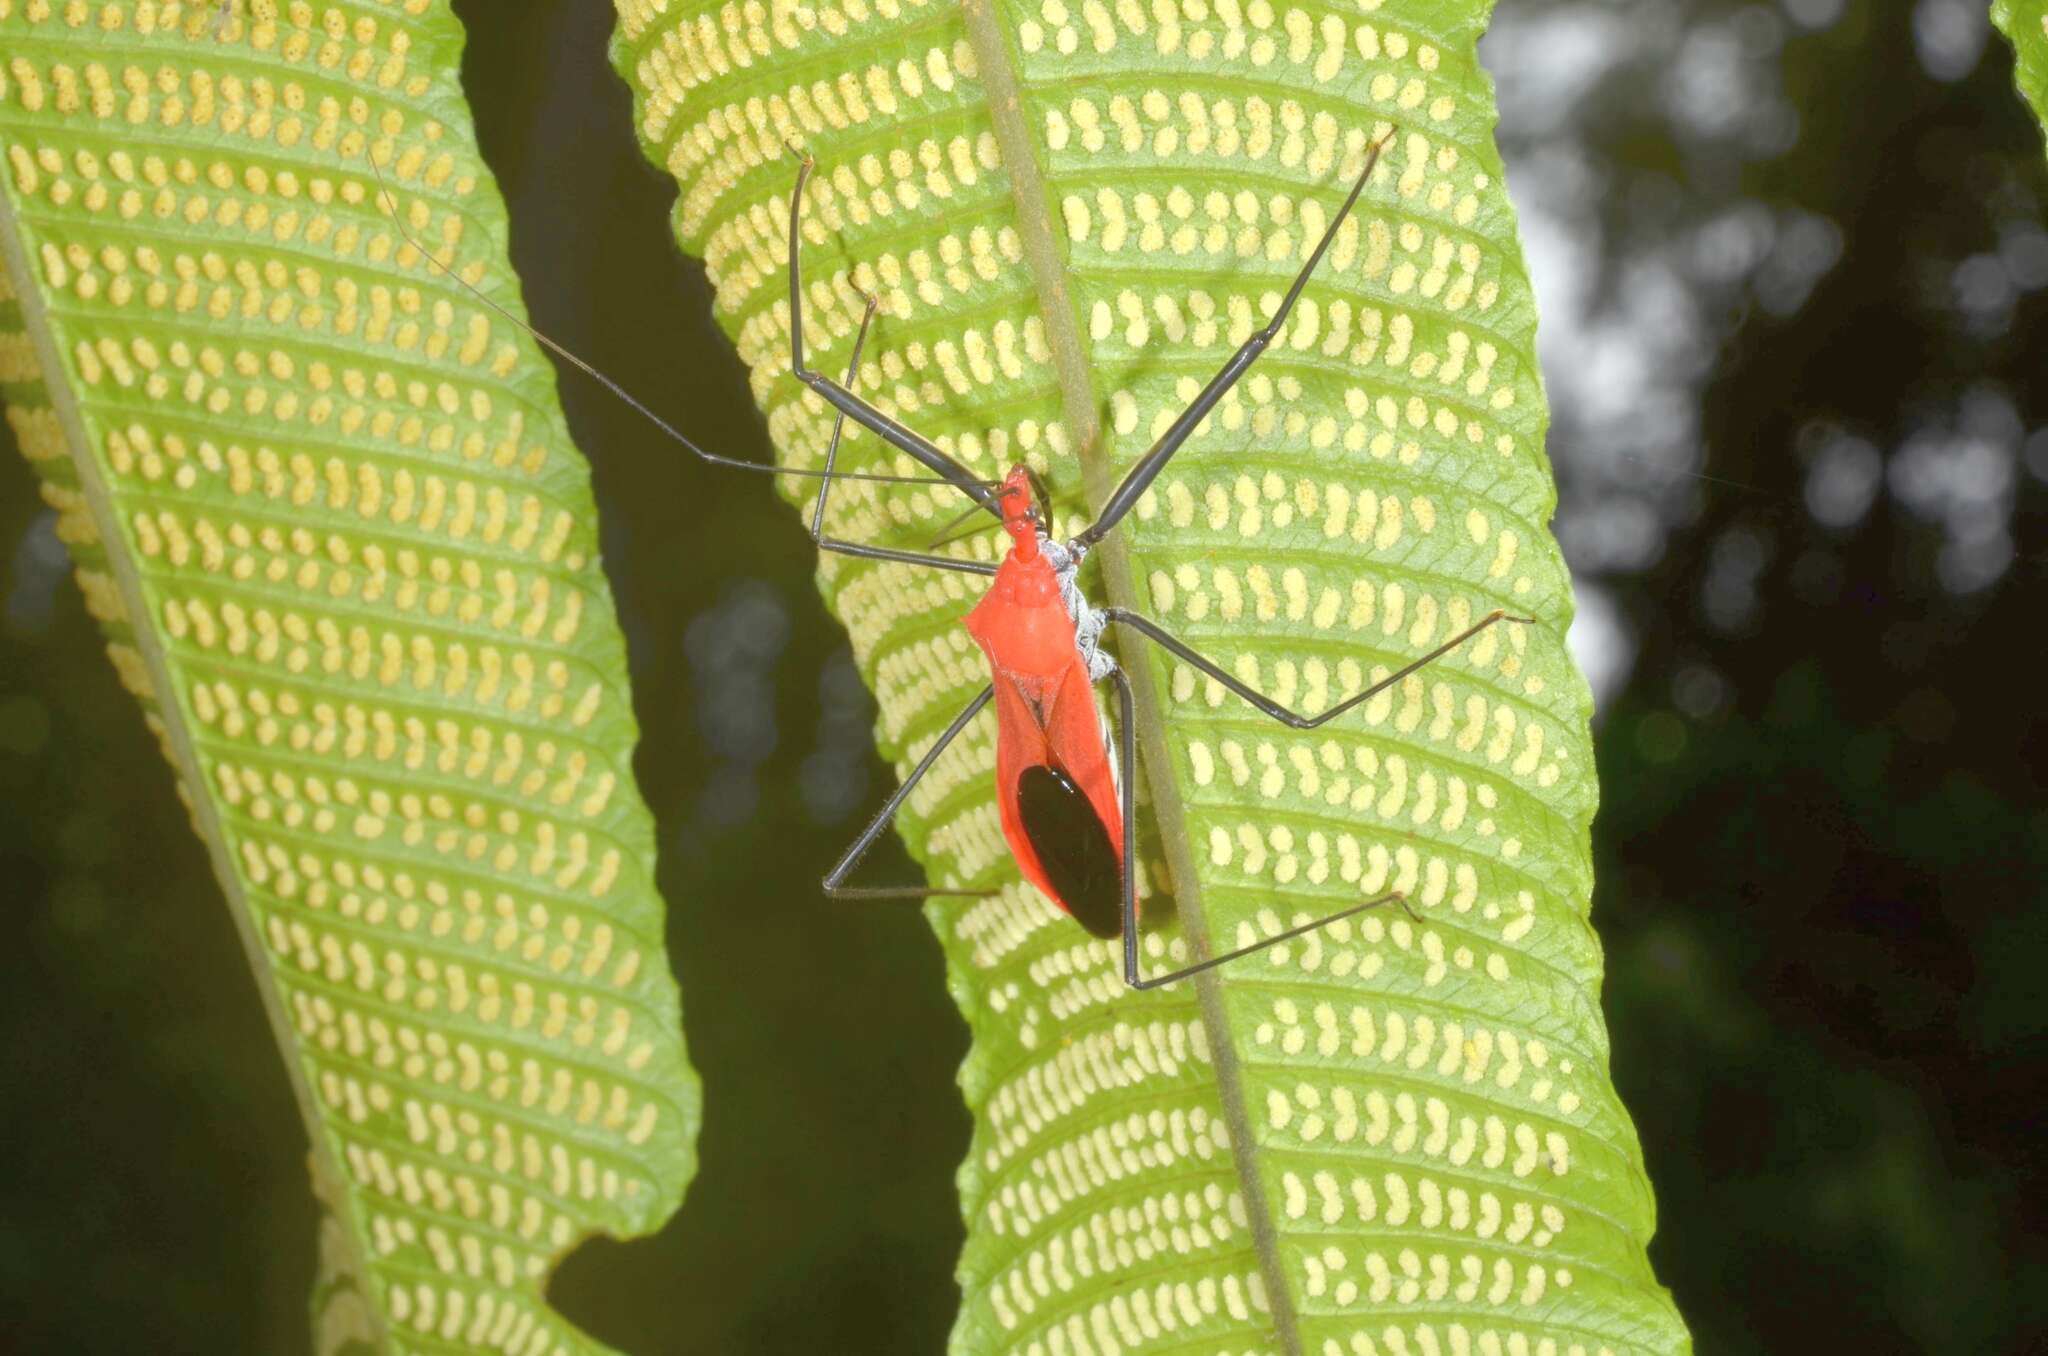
[996,464,1055,548]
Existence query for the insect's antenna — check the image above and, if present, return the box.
[365,155,988,493]
[1596,450,1788,502]
[1019,464,1059,541]
[925,499,1000,550]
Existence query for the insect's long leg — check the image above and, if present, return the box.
[1106,669,1411,989]
[809,535,998,577]
[808,288,877,539]
[1103,606,1532,731]
[364,156,974,498]
[1073,131,1393,550]
[1109,667,1146,986]
[786,153,1004,520]
[804,287,999,578]
[824,684,1001,901]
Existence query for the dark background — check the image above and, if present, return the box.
[2,1,2040,1352]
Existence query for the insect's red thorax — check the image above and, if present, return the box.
[962,549,1072,676]
[964,464,1077,676]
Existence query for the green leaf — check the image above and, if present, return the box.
[0,5,696,1351]
[1995,0,2048,134]
[613,0,1686,1351]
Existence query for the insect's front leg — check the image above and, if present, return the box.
[1073,130,1394,550]
[802,284,998,578]
[1101,606,1534,732]
[784,153,1003,518]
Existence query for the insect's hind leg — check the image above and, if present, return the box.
[1102,606,1533,732]
[1107,667,1414,990]
[824,684,1001,901]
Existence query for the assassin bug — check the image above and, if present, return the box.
[373,128,1531,989]
[784,133,1532,988]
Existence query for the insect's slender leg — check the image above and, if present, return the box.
[810,535,999,577]
[1131,889,1416,990]
[802,286,1000,578]
[1107,668,1412,990]
[785,153,1004,520]
[824,684,1001,901]
[363,155,971,498]
[1103,606,1533,731]
[808,287,878,539]
[1073,131,1393,550]
[1110,667,1143,987]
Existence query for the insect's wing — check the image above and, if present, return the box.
[987,675,1065,911]
[1016,765,1120,939]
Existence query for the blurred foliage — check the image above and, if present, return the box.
[1,1,2041,1353]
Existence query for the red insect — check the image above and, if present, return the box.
[376,130,1529,989]
[963,467,1127,944]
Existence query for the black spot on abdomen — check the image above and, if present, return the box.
[1017,763,1122,940]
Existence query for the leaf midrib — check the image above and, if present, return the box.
[954,2,1313,1349]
